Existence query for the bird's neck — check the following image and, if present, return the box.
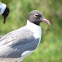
[26,20,41,39]
[26,20,41,31]
[27,20,40,27]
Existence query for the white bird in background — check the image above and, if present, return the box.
[0,2,9,24]
[0,10,50,62]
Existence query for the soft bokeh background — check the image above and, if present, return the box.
[0,0,62,62]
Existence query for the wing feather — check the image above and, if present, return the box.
[0,26,34,46]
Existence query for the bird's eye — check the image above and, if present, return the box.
[34,14,41,18]
[35,14,38,16]
[34,14,39,17]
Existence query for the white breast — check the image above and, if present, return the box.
[26,20,42,43]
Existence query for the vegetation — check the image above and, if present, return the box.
[0,0,62,62]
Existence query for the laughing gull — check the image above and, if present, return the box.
[0,2,10,24]
[0,10,50,62]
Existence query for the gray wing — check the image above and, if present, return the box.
[0,26,33,46]
[0,26,39,58]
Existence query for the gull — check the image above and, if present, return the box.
[0,10,50,62]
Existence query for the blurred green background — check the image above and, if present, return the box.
[0,0,62,62]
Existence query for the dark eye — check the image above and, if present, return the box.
[34,14,38,17]
[34,14,41,17]
[35,14,38,16]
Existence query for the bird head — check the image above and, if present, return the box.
[0,2,10,24]
[28,10,50,25]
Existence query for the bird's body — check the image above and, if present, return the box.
[0,20,41,62]
[0,10,50,62]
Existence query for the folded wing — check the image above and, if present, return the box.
[0,26,39,58]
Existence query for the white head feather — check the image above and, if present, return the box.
[0,2,6,15]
